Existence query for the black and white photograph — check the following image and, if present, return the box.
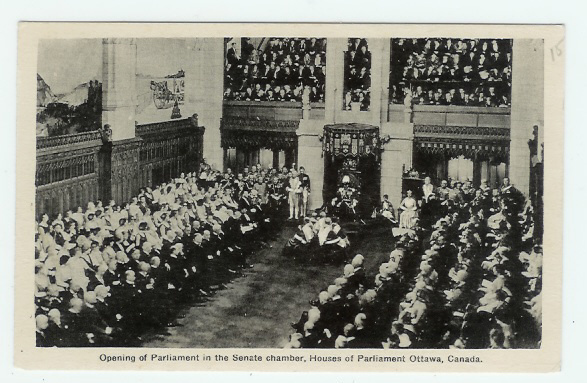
[14,22,565,372]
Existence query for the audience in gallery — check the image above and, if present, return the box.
[343,38,372,111]
[390,38,513,107]
[286,176,542,349]
[224,37,327,103]
[34,162,302,347]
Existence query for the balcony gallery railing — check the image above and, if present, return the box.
[223,100,325,121]
[389,103,511,129]
[135,114,200,137]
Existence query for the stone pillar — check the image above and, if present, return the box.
[297,132,324,210]
[102,38,138,141]
[101,38,141,204]
[510,39,544,195]
[380,139,413,211]
[272,150,279,169]
[380,121,414,210]
[324,38,347,123]
[298,96,327,209]
[473,157,482,187]
[379,39,391,125]
[368,38,389,126]
[185,38,224,170]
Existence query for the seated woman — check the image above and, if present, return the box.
[399,190,418,229]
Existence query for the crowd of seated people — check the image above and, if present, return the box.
[283,212,350,263]
[390,38,513,107]
[224,37,327,103]
[343,38,372,111]
[34,162,305,347]
[286,176,542,349]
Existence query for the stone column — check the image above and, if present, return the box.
[272,150,280,169]
[102,38,138,141]
[509,39,544,195]
[368,38,389,126]
[101,38,141,204]
[380,137,413,211]
[378,39,391,125]
[297,132,324,210]
[324,38,347,123]
[185,38,224,170]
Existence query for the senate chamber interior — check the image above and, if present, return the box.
[34,37,544,349]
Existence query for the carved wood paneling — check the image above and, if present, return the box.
[35,116,205,218]
[36,131,102,150]
[414,138,509,163]
[414,124,510,141]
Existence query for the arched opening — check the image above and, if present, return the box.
[448,155,474,182]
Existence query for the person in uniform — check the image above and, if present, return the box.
[286,170,302,220]
[332,176,359,220]
[298,167,311,218]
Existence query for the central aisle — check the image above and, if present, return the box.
[141,223,394,348]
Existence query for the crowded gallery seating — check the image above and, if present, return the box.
[389,38,513,107]
[35,164,296,347]
[286,179,542,349]
[223,37,327,103]
[343,38,372,111]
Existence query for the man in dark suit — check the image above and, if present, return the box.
[226,42,240,67]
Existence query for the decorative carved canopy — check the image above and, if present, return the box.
[322,123,381,160]
[220,117,299,150]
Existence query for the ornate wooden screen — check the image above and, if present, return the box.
[220,117,299,151]
[322,123,381,161]
[35,115,205,218]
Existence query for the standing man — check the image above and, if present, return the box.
[286,170,302,220]
[298,166,311,218]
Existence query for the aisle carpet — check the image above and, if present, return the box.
[141,221,395,348]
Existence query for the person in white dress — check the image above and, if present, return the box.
[399,190,418,229]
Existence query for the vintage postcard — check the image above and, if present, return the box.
[15,22,564,372]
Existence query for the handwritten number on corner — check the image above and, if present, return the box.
[550,38,564,61]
